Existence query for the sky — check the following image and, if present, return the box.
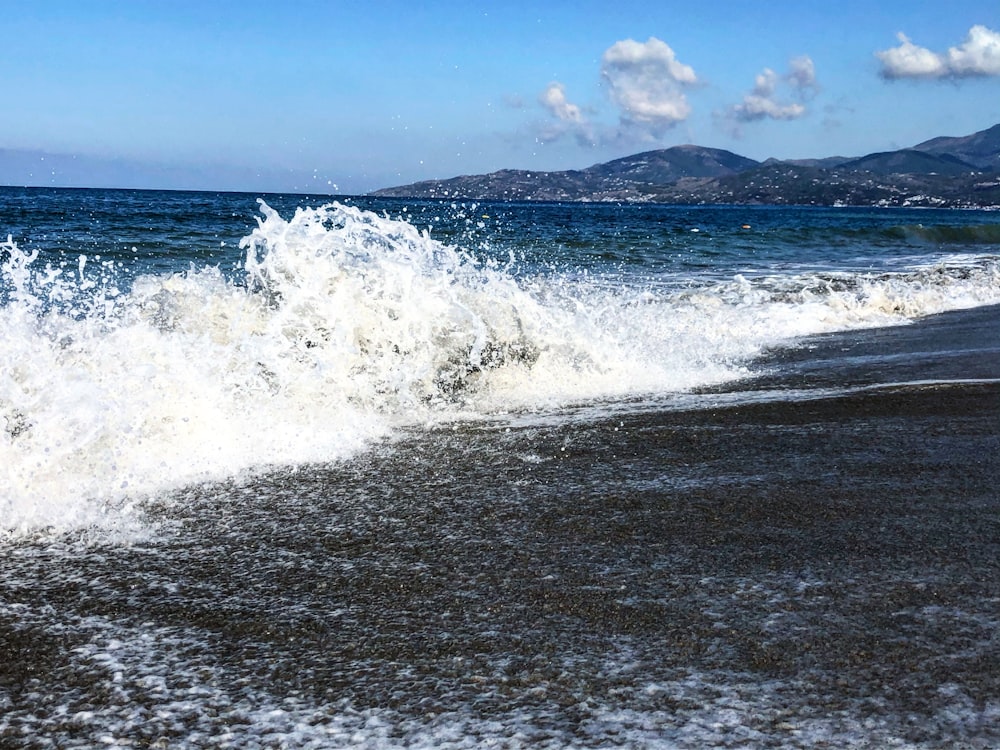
[1,0,999,194]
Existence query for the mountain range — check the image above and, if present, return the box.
[372,123,1000,208]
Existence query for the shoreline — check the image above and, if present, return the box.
[1,287,998,747]
[738,301,1000,393]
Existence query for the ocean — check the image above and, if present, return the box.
[1,187,999,748]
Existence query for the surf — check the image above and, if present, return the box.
[3,199,1000,540]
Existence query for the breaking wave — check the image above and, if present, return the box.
[2,201,999,538]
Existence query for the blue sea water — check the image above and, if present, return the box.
[1,187,1000,747]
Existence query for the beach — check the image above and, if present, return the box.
[2,300,998,748]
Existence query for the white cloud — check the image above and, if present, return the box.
[787,55,819,93]
[730,56,817,123]
[947,24,1000,76]
[733,95,806,122]
[532,37,699,146]
[539,82,585,124]
[600,37,699,138]
[876,32,951,79]
[751,68,779,98]
[877,25,1000,79]
[535,82,594,146]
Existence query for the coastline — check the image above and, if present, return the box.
[743,302,1000,392]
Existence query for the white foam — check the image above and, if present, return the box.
[3,208,1000,539]
[3,598,996,748]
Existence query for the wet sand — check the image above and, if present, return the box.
[1,305,998,747]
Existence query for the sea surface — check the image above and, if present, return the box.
[1,187,999,747]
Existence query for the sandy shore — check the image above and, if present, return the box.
[2,304,998,747]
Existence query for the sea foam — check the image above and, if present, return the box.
[2,203,999,539]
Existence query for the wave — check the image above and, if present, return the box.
[887,223,1000,245]
[2,201,1000,539]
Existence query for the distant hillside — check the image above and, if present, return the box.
[643,163,1000,209]
[371,123,1000,208]
[776,156,854,169]
[583,145,759,183]
[913,123,1000,170]
[838,149,977,176]
[373,145,760,203]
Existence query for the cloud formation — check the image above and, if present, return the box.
[730,55,818,123]
[877,25,1000,79]
[539,82,585,125]
[533,36,699,147]
[600,37,699,139]
[787,55,818,91]
[535,82,594,145]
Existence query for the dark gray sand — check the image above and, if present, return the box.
[1,306,998,747]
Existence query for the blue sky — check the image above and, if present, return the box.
[1,0,999,194]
